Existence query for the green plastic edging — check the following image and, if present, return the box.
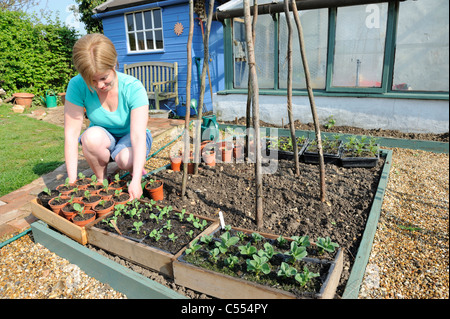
[217,124,449,154]
[30,220,187,299]
[342,149,393,299]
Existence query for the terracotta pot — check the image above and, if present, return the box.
[220,146,233,163]
[56,183,77,196]
[93,200,115,218]
[48,196,70,215]
[145,180,164,201]
[202,150,216,167]
[85,182,103,195]
[170,156,182,171]
[98,188,115,201]
[233,144,243,160]
[13,93,34,108]
[37,189,60,209]
[72,211,96,227]
[113,192,131,205]
[61,201,85,221]
[80,194,102,211]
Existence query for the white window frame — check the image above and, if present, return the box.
[125,8,164,53]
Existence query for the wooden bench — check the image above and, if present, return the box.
[124,61,179,109]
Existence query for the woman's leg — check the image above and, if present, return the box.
[80,127,113,181]
[112,131,152,175]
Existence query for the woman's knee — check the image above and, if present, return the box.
[81,127,111,151]
[114,148,133,170]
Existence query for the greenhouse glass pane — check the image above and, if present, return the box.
[332,3,388,88]
[279,9,328,89]
[393,0,449,92]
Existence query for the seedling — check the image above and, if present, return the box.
[295,266,320,287]
[209,248,220,262]
[185,238,202,255]
[251,232,264,243]
[149,229,162,241]
[238,242,257,256]
[176,209,186,222]
[277,262,298,279]
[246,255,271,279]
[257,242,275,259]
[186,230,194,238]
[215,231,239,254]
[200,234,213,245]
[133,221,143,234]
[286,242,307,264]
[73,202,85,216]
[315,237,339,254]
[42,187,52,196]
[164,220,172,231]
[276,235,288,248]
[224,255,239,269]
[168,233,178,242]
[291,235,310,248]
[193,219,207,231]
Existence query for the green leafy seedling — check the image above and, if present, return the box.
[215,231,239,254]
[238,242,257,256]
[295,266,320,287]
[277,262,298,279]
[246,255,271,278]
[133,221,143,234]
[286,241,307,264]
[316,237,339,254]
[185,238,202,255]
[224,255,239,269]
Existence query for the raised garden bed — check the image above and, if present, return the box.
[173,226,343,299]
[85,200,219,277]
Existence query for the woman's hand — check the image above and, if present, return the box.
[127,177,143,201]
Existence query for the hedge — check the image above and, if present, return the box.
[0,10,79,97]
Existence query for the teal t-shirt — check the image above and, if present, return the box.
[66,71,149,137]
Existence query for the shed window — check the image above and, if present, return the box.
[125,8,163,52]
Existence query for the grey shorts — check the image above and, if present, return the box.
[79,126,153,160]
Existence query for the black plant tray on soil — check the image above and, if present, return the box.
[173,226,343,299]
[302,140,343,165]
[266,136,309,161]
[85,199,219,277]
[340,147,380,168]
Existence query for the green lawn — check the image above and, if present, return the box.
[0,104,65,197]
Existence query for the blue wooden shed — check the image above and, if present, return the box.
[93,0,225,114]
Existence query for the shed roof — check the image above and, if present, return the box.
[93,0,162,13]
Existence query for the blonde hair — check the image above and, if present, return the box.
[72,33,118,91]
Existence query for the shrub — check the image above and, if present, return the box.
[0,10,79,97]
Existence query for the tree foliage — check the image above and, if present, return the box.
[75,0,106,34]
[0,10,79,96]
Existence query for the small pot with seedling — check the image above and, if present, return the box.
[144,178,164,201]
[61,197,85,221]
[74,172,91,190]
[93,199,115,218]
[109,173,128,191]
[48,194,70,215]
[55,177,77,196]
[80,190,102,210]
[112,189,131,205]
[37,187,60,209]
[98,179,116,200]
[71,202,96,227]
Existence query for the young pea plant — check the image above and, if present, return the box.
[238,242,257,256]
[277,262,298,279]
[286,242,308,264]
[185,238,202,255]
[200,234,213,245]
[209,248,220,262]
[132,221,143,234]
[176,209,187,222]
[168,233,178,242]
[224,255,239,269]
[295,266,320,287]
[246,255,271,279]
[291,235,311,248]
[164,220,172,231]
[193,219,208,231]
[315,237,339,254]
[149,229,162,241]
[215,231,239,254]
[186,229,194,239]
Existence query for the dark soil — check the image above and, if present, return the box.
[223,118,449,142]
[149,155,386,298]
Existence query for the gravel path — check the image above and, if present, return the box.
[1,140,448,299]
